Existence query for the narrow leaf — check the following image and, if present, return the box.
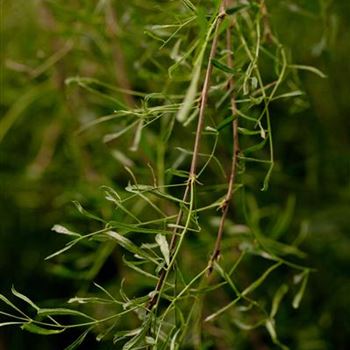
[38,308,95,320]
[65,328,91,350]
[122,316,152,350]
[176,64,200,123]
[226,4,251,15]
[242,262,281,296]
[106,231,157,263]
[11,286,39,311]
[292,271,309,309]
[211,58,235,74]
[45,243,76,261]
[51,225,81,237]
[180,0,197,13]
[123,257,158,281]
[265,319,277,342]
[155,234,170,266]
[289,64,327,78]
[0,322,23,327]
[271,284,289,318]
[238,127,262,136]
[73,201,105,223]
[0,294,28,318]
[21,322,65,335]
[217,115,237,131]
[243,138,268,154]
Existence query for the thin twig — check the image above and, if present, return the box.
[208,2,240,274]
[147,1,227,310]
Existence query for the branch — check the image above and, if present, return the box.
[207,3,240,274]
[147,1,227,311]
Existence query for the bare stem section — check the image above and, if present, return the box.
[147,1,227,310]
[208,8,240,274]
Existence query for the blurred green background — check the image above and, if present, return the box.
[1,0,349,349]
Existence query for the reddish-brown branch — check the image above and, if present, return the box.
[147,2,227,310]
[208,9,240,274]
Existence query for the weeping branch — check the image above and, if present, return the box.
[147,1,227,311]
[208,0,240,274]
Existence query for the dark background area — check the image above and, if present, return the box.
[1,1,349,349]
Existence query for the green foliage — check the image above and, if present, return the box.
[1,0,349,349]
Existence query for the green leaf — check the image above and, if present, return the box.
[166,168,190,178]
[238,127,262,136]
[11,286,40,311]
[259,237,306,259]
[289,64,327,78]
[0,294,28,318]
[45,243,76,261]
[226,4,251,15]
[170,328,181,350]
[176,63,200,123]
[176,9,219,123]
[211,58,235,74]
[217,115,238,131]
[243,138,268,154]
[125,184,154,192]
[272,90,304,100]
[51,225,81,237]
[66,77,125,107]
[234,319,263,330]
[214,263,240,296]
[293,271,309,309]
[271,195,296,238]
[106,231,158,263]
[0,322,23,327]
[21,322,65,335]
[155,234,170,266]
[265,319,289,350]
[123,257,158,281]
[180,0,197,13]
[68,296,114,305]
[103,120,139,143]
[73,201,105,223]
[96,321,118,342]
[114,328,142,345]
[242,262,281,296]
[65,329,91,350]
[251,76,258,90]
[122,316,152,350]
[38,308,95,320]
[145,336,156,345]
[126,183,184,204]
[265,319,277,342]
[271,285,289,318]
[108,221,173,236]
